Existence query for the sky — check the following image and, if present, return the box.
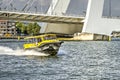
[0,0,52,13]
[0,0,120,17]
[103,0,120,17]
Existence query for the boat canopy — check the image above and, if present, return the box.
[24,34,57,40]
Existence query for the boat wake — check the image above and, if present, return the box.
[0,46,49,56]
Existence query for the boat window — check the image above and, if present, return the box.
[26,39,33,43]
[44,36,56,40]
[26,40,29,43]
[33,38,36,42]
[26,38,36,43]
[38,38,42,42]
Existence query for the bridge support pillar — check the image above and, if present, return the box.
[44,23,83,34]
[43,0,83,34]
[82,0,120,35]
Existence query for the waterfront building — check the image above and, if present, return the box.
[0,20,17,36]
[111,31,120,37]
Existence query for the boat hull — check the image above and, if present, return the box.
[25,42,63,56]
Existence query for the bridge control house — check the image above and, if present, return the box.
[0,20,17,37]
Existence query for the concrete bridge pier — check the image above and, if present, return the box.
[44,23,83,34]
[43,0,83,34]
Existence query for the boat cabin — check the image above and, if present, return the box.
[24,34,57,44]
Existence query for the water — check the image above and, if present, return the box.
[0,39,120,80]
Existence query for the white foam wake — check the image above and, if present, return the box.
[0,46,49,56]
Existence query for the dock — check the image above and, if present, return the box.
[57,33,111,41]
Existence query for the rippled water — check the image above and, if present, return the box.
[0,39,120,80]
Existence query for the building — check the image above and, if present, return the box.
[111,31,120,37]
[0,20,17,36]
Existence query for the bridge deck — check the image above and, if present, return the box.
[0,11,84,24]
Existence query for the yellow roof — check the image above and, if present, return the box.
[24,34,56,39]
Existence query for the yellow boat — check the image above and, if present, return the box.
[23,34,63,56]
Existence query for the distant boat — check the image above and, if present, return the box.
[23,34,63,56]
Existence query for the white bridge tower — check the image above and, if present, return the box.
[83,0,120,35]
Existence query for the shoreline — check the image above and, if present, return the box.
[0,36,25,39]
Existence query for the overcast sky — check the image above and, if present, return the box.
[103,0,120,17]
[0,0,120,17]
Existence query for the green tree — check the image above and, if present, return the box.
[16,21,23,34]
[16,21,41,35]
[27,22,41,35]
[21,25,26,33]
[27,23,33,35]
[33,22,41,35]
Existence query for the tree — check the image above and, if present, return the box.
[16,21,41,35]
[27,22,41,35]
[16,21,23,34]
[33,22,41,35]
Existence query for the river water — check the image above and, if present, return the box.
[0,39,120,80]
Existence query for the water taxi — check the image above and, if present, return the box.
[23,34,63,56]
